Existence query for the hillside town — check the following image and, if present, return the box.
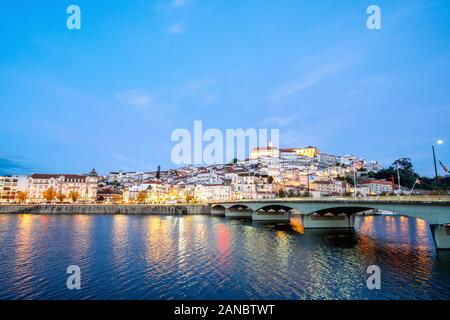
[0,146,406,204]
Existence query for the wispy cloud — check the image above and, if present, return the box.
[171,0,190,7]
[259,115,297,127]
[268,62,352,110]
[108,151,150,171]
[166,24,184,34]
[115,89,151,109]
[279,114,352,148]
[177,79,216,104]
[340,75,390,98]
[267,44,362,110]
[0,157,30,175]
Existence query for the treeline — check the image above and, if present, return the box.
[367,158,450,191]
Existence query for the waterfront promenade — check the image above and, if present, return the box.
[1,196,449,249]
[0,204,210,215]
[0,196,449,215]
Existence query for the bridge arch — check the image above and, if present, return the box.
[213,200,450,224]
[212,200,450,248]
[255,204,294,213]
[309,206,374,216]
[228,204,252,211]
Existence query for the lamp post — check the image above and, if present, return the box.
[433,140,444,183]
[306,169,310,198]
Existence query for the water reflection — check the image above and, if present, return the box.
[72,215,93,263]
[12,215,35,298]
[0,214,12,243]
[216,223,231,268]
[112,215,129,269]
[290,218,304,234]
[0,214,448,300]
[144,217,175,267]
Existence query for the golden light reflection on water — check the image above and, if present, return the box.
[276,230,288,240]
[358,215,434,280]
[112,215,129,266]
[359,215,374,234]
[195,222,208,242]
[145,217,174,264]
[411,218,433,271]
[72,215,93,261]
[415,218,428,242]
[1,214,447,299]
[0,214,12,243]
[13,215,35,292]
[176,217,186,263]
[275,230,291,269]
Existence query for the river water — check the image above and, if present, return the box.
[0,214,449,300]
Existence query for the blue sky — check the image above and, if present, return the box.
[1,0,449,176]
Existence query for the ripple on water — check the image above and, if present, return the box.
[0,214,449,300]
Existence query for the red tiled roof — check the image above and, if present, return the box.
[31,174,87,180]
[143,179,162,184]
[361,180,391,185]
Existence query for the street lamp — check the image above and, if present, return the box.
[432,140,444,182]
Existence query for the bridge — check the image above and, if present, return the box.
[211,197,450,250]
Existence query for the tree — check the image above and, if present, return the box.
[156,165,161,180]
[267,176,274,184]
[42,187,58,203]
[136,191,147,204]
[112,194,123,204]
[185,195,195,203]
[277,189,287,198]
[16,191,27,204]
[372,158,419,189]
[56,192,66,203]
[369,158,450,192]
[68,191,80,203]
[287,189,296,198]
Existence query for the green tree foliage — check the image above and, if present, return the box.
[369,158,450,191]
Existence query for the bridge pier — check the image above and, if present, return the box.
[302,213,355,229]
[430,225,450,250]
[211,207,226,217]
[225,209,252,219]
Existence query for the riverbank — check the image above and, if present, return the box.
[0,204,211,215]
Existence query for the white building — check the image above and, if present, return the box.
[361,179,393,195]
[351,185,371,197]
[250,146,279,160]
[123,184,150,203]
[0,176,28,203]
[191,172,223,185]
[319,154,338,166]
[311,180,345,196]
[27,169,98,202]
[364,161,384,173]
[194,185,231,202]
[339,155,358,166]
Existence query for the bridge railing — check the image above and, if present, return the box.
[212,195,450,204]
